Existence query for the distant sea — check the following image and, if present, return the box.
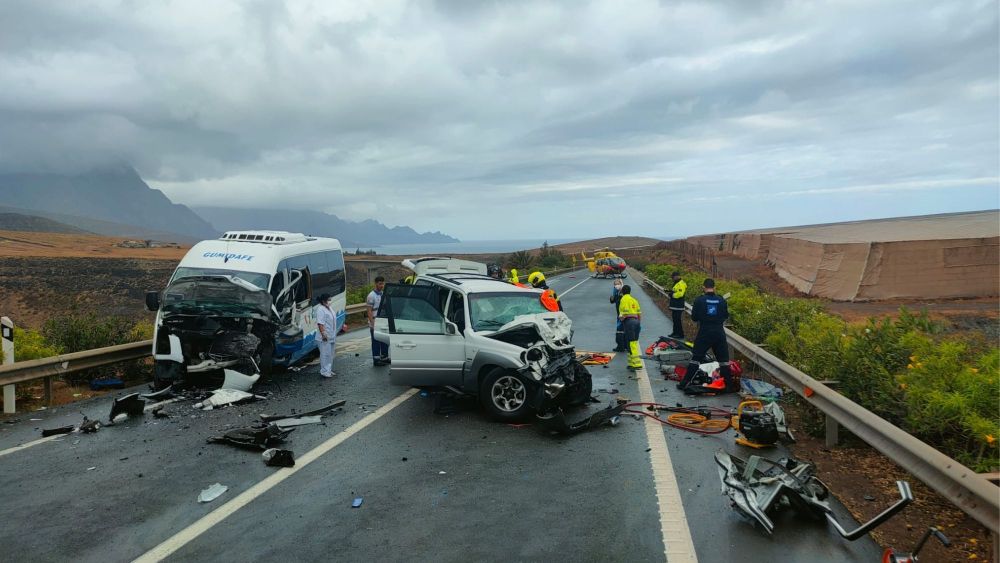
[360,238,578,256]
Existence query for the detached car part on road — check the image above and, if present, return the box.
[374,258,592,421]
[715,450,913,539]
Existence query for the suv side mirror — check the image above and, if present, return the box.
[145,291,161,312]
[444,321,458,336]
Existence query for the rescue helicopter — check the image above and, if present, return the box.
[577,249,628,279]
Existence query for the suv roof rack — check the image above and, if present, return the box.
[220,230,313,244]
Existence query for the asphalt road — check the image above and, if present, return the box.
[0,271,883,562]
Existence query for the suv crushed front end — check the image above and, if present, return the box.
[487,313,592,412]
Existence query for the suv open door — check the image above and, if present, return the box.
[379,284,465,387]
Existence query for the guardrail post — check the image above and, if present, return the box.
[819,380,841,447]
[43,376,53,407]
[2,316,14,413]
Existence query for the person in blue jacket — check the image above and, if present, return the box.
[678,278,734,392]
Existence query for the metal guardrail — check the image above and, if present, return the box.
[636,271,1000,534]
[0,264,585,400]
[0,303,369,398]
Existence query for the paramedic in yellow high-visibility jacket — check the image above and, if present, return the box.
[617,285,642,371]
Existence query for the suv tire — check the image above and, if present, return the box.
[480,367,532,421]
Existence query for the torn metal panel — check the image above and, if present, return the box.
[272,415,322,429]
[195,389,262,410]
[715,450,912,539]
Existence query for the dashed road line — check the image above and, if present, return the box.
[133,387,419,563]
[636,359,698,562]
[0,397,182,459]
[558,276,591,297]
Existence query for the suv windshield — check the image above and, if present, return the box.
[469,292,548,331]
[170,267,270,290]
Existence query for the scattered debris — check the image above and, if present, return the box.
[194,389,262,410]
[272,415,322,429]
[438,471,447,475]
[41,425,74,437]
[259,400,346,422]
[208,424,293,450]
[79,417,100,433]
[108,393,145,423]
[221,369,260,392]
[740,378,783,399]
[715,450,913,539]
[351,497,363,508]
[262,448,295,467]
[152,406,170,419]
[87,466,97,471]
[198,483,229,503]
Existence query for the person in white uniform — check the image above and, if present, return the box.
[315,293,337,378]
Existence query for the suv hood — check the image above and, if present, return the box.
[487,312,573,350]
[161,276,271,319]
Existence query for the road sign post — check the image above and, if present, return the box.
[2,316,14,413]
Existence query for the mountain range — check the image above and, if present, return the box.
[0,167,458,246]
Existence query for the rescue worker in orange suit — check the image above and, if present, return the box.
[678,278,735,392]
[617,285,642,371]
[668,271,687,339]
[528,271,562,311]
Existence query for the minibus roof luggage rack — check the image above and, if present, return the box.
[220,231,311,244]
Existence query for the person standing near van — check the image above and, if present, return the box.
[366,276,390,366]
[610,278,625,352]
[315,293,336,378]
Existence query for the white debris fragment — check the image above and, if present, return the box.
[198,483,229,503]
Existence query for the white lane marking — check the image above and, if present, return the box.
[133,387,419,563]
[0,397,182,459]
[558,276,591,297]
[636,359,698,562]
[0,434,62,458]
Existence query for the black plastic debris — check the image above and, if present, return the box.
[208,423,293,450]
[259,400,346,422]
[41,425,74,437]
[109,393,145,423]
[536,398,627,435]
[152,406,170,419]
[262,448,295,467]
[79,417,100,433]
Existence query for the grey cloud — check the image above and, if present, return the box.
[0,0,996,238]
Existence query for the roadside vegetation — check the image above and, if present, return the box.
[646,264,1000,472]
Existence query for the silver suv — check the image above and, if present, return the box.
[373,258,591,420]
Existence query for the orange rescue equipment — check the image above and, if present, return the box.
[540,289,560,312]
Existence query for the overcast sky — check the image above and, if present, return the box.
[1,0,997,240]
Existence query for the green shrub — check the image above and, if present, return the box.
[347,284,373,306]
[10,327,63,362]
[643,260,1000,471]
[42,314,138,353]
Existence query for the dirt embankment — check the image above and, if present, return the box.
[0,256,174,328]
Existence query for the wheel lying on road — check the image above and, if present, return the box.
[480,367,532,421]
